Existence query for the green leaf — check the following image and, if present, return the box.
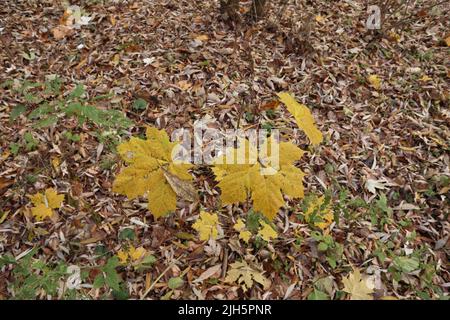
[28,103,53,119]
[34,116,58,128]
[119,228,136,241]
[69,84,85,99]
[10,143,20,155]
[168,277,184,289]
[132,98,148,110]
[393,256,420,273]
[318,242,328,251]
[93,274,105,289]
[10,105,27,121]
[307,288,329,300]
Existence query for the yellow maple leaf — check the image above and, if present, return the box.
[233,218,246,232]
[258,221,277,241]
[225,261,270,292]
[445,36,450,47]
[233,218,252,243]
[213,136,305,220]
[342,269,374,300]
[129,246,147,261]
[118,246,148,265]
[239,230,252,243]
[28,188,64,221]
[367,75,382,90]
[31,204,54,221]
[277,92,323,145]
[192,211,220,241]
[304,196,333,230]
[113,127,193,218]
[117,250,129,264]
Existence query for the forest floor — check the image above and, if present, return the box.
[0,0,448,300]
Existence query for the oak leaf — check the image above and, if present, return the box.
[112,127,193,218]
[213,136,305,220]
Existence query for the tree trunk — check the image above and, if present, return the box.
[220,0,240,23]
[250,0,267,21]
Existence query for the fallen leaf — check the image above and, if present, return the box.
[367,75,381,90]
[51,25,73,40]
[257,221,277,242]
[193,264,221,283]
[342,269,374,300]
[225,261,270,292]
[113,126,193,218]
[162,168,198,202]
[192,211,220,241]
[277,92,323,145]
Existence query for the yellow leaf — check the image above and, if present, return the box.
[51,157,60,170]
[304,196,333,230]
[342,269,374,300]
[225,261,269,292]
[31,204,54,221]
[195,34,209,42]
[213,136,305,219]
[44,188,64,209]
[367,75,381,90]
[129,246,147,261]
[28,188,64,221]
[258,221,277,242]
[233,218,251,243]
[239,230,252,243]
[420,75,432,82]
[113,126,193,218]
[117,250,129,264]
[388,31,401,42]
[192,211,220,241]
[315,15,325,23]
[112,54,120,66]
[233,218,246,232]
[445,36,450,47]
[277,92,323,145]
[0,211,9,224]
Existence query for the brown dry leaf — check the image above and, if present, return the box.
[51,25,73,40]
[259,100,280,111]
[0,177,13,193]
[162,168,198,202]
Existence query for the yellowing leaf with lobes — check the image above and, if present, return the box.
[113,126,194,218]
[213,136,306,220]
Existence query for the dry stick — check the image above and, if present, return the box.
[221,247,229,278]
[140,262,175,300]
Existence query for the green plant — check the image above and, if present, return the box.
[0,248,72,299]
[6,77,133,131]
[310,231,343,269]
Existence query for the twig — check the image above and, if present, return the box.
[140,262,175,300]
